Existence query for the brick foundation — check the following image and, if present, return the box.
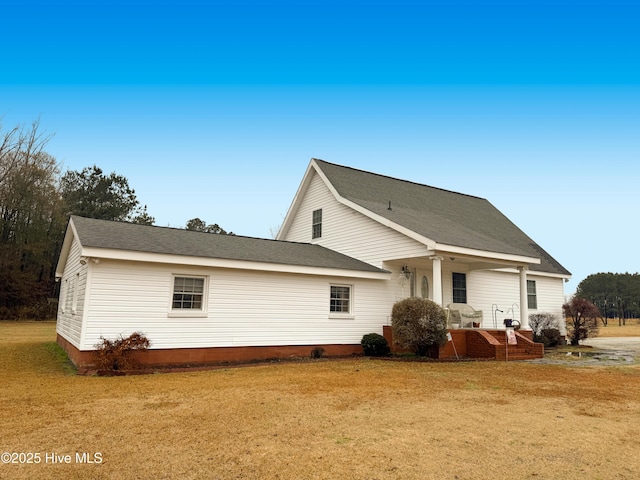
[57,334,363,373]
[382,326,543,360]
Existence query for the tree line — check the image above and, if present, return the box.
[575,272,640,325]
[0,120,229,319]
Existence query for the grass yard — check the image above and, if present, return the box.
[2,322,640,480]
[592,318,640,337]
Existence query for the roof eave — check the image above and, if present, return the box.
[432,243,541,266]
[79,247,391,279]
[276,159,318,240]
[55,217,79,279]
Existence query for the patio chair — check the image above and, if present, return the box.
[446,303,483,328]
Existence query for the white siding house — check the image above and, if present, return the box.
[278,159,571,331]
[55,158,570,369]
[55,215,391,369]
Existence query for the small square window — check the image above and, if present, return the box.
[172,276,205,310]
[330,285,351,314]
[312,209,322,239]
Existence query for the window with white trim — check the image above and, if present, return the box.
[312,209,322,239]
[330,284,351,314]
[172,276,206,310]
[527,280,537,310]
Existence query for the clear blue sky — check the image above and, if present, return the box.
[2,0,639,295]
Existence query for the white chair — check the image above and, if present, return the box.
[447,303,483,328]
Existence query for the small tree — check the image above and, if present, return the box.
[563,297,600,346]
[391,298,448,357]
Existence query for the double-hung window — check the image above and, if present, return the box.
[330,284,352,315]
[312,209,322,239]
[172,276,206,312]
[527,280,537,310]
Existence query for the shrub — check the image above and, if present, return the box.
[539,328,562,347]
[94,332,150,373]
[391,298,448,357]
[361,333,390,357]
[529,313,561,345]
[310,347,325,359]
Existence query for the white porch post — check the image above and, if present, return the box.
[430,256,444,306]
[519,266,530,329]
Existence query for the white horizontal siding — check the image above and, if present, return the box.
[80,260,394,350]
[55,237,86,348]
[530,275,566,334]
[284,171,426,267]
[466,269,521,328]
[454,269,566,330]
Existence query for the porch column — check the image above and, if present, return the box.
[519,266,530,329]
[430,256,444,306]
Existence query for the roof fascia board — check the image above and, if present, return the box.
[276,160,317,240]
[431,244,541,265]
[312,161,438,249]
[55,218,79,278]
[491,267,571,280]
[79,247,390,280]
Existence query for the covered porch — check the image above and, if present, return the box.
[383,247,540,331]
[381,249,545,360]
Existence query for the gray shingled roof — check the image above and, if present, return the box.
[314,159,570,276]
[71,216,387,274]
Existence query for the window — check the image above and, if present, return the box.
[172,276,205,310]
[330,285,351,314]
[527,280,537,310]
[60,278,68,313]
[452,272,467,304]
[421,276,429,299]
[72,272,80,313]
[312,209,322,239]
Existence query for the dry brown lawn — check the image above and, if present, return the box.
[2,321,640,480]
[592,318,640,337]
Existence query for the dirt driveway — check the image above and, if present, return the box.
[583,336,640,352]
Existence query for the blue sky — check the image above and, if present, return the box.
[2,0,639,294]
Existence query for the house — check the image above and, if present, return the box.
[55,159,570,369]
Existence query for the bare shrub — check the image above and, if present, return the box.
[310,347,325,359]
[529,313,562,346]
[94,332,150,373]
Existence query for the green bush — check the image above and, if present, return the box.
[361,333,390,357]
[391,298,448,357]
